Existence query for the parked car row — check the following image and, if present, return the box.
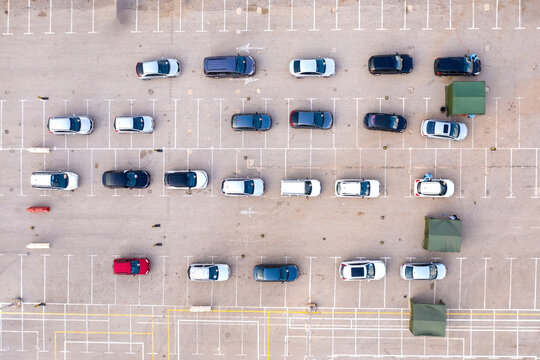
[135,54,480,79]
[114,258,447,282]
[30,171,454,198]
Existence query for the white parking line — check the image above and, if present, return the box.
[184,256,192,306]
[482,148,490,198]
[423,0,432,30]
[89,0,97,33]
[45,0,54,34]
[331,98,338,149]
[381,257,390,308]
[210,147,214,196]
[533,258,539,309]
[154,0,163,33]
[307,257,316,303]
[3,0,12,35]
[65,255,72,304]
[481,257,491,309]
[66,0,75,34]
[195,99,202,148]
[458,148,463,198]
[377,0,386,30]
[309,0,318,31]
[288,0,296,31]
[89,255,96,304]
[456,257,466,308]
[265,0,272,32]
[331,257,340,308]
[25,0,32,34]
[468,0,478,30]
[492,0,501,29]
[197,0,206,32]
[507,149,514,198]
[285,98,293,148]
[160,256,168,305]
[400,0,409,30]
[332,0,341,31]
[244,0,250,32]
[515,0,524,29]
[19,100,26,197]
[533,149,538,199]
[353,98,362,148]
[494,97,500,147]
[445,0,453,30]
[517,97,522,148]
[132,0,141,33]
[354,0,363,30]
[0,100,4,149]
[507,258,516,308]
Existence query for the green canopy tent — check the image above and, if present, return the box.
[409,299,447,336]
[423,217,462,252]
[445,81,485,116]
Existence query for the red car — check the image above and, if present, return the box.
[113,258,150,275]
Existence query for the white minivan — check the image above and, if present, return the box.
[280,179,321,197]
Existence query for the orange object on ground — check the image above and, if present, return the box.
[26,207,50,213]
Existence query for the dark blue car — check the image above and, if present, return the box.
[231,113,272,131]
[368,54,413,74]
[253,264,299,282]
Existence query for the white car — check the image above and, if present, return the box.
[421,119,468,141]
[187,263,230,281]
[414,178,454,197]
[280,179,321,197]
[335,179,380,198]
[136,58,181,79]
[47,116,94,135]
[221,178,264,196]
[114,116,154,133]
[164,170,208,190]
[400,262,446,280]
[339,260,386,281]
[31,171,79,190]
[289,58,336,77]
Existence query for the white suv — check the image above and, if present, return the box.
[339,260,386,281]
[31,171,79,190]
[221,178,264,196]
[335,179,380,198]
[414,178,454,197]
[280,179,321,197]
[114,116,154,133]
[187,264,230,281]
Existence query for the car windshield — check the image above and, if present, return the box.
[244,180,255,194]
[360,181,369,195]
[255,267,264,279]
[426,121,436,134]
[394,56,403,70]
[69,117,81,132]
[439,182,447,195]
[157,60,170,74]
[280,267,288,281]
[133,117,144,131]
[208,266,219,280]
[50,174,68,188]
[429,265,438,279]
[252,115,262,129]
[235,56,246,73]
[305,181,312,195]
[130,260,140,274]
[126,172,138,187]
[405,266,413,278]
[314,112,324,127]
[449,123,460,138]
[315,59,326,73]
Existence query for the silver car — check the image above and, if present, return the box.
[136,58,181,79]
[47,116,94,135]
[114,116,154,133]
[289,58,336,77]
[400,262,446,280]
[221,178,264,196]
[187,263,230,281]
[421,119,468,141]
[335,179,380,198]
[31,171,79,191]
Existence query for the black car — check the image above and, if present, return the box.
[253,264,299,283]
[102,170,150,189]
[368,54,413,74]
[434,56,481,76]
[203,55,256,78]
[290,111,333,129]
[231,113,272,131]
[363,113,407,133]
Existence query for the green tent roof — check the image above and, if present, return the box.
[423,217,462,252]
[409,300,447,336]
[445,81,485,115]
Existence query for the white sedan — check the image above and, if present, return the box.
[421,119,468,141]
[187,264,231,281]
[164,170,208,190]
[47,116,94,135]
[339,260,386,281]
[400,262,446,280]
[114,116,154,133]
[414,178,454,198]
[136,58,181,79]
[221,178,264,196]
[335,179,380,198]
[289,58,335,77]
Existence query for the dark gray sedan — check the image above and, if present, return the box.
[231,113,272,131]
[290,111,333,129]
[102,170,150,189]
[363,113,407,133]
[253,264,299,282]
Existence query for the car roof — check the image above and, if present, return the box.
[189,265,212,279]
[142,61,159,74]
[299,59,317,73]
[205,56,236,71]
[419,181,442,194]
[412,265,431,279]
[103,171,127,185]
[166,171,193,187]
[48,117,72,130]
[31,173,54,186]
[340,181,362,195]
[371,55,398,69]
[222,179,246,193]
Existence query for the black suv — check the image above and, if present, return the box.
[434,56,481,76]
[204,55,256,78]
[368,54,413,75]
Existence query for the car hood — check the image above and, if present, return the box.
[402,55,414,72]
[435,264,447,280]
[168,59,180,75]
[457,123,468,140]
[309,180,321,197]
[217,264,231,281]
[79,116,93,133]
[252,178,264,196]
[321,112,333,129]
[324,58,336,75]
[366,180,380,198]
[65,173,80,190]
[412,266,432,279]
[372,261,386,280]
[444,180,455,197]
[244,56,256,75]
[286,265,299,281]
[142,116,154,132]
[194,171,209,188]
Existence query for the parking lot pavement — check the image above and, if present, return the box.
[1,0,540,358]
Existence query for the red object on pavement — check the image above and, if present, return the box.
[26,207,50,213]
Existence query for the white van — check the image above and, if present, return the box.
[280,179,321,197]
